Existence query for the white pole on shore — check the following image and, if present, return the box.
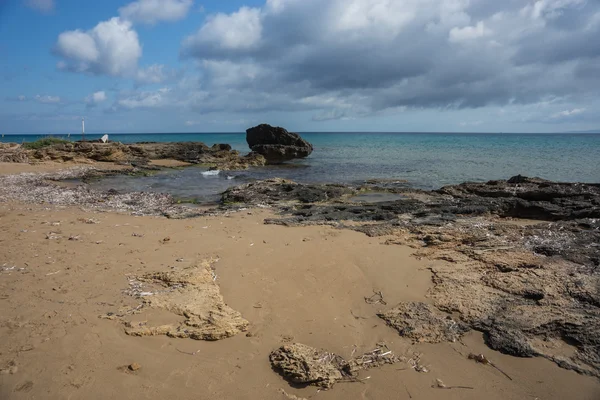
[82,117,85,141]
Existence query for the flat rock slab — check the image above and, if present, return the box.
[123,258,249,341]
[378,302,470,343]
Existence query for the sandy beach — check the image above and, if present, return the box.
[0,161,599,400]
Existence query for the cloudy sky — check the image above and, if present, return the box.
[1,0,599,133]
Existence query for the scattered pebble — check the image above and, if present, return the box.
[128,363,141,372]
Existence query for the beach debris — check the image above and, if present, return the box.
[68,235,80,241]
[269,343,355,389]
[45,270,61,276]
[45,232,62,240]
[432,378,474,390]
[278,388,308,400]
[468,353,513,381]
[176,258,184,262]
[407,353,429,373]
[128,362,141,372]
[123,278,147,298]
[78,217,100,224]
[132,233,144,237]
[378,302,470,343]
[162,236,170,243]
[364,290,387,305]
[269,343,403,389]
[123,258,248,341]
[350,310,368,320]
[176,348,201,356]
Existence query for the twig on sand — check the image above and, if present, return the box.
[176,348,199,356]
[350,310,368,320]
[468,353,513,381]
[403,383,412,399]
[433,378,474,390]
[364,291,387,305]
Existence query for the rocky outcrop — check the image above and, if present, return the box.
[0,141,267,170]
[219,176,600,378]
[222,178,356,205]
[246,124,313,163]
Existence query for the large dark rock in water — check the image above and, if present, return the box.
[246,124,313,163]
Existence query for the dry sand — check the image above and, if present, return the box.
[0,162,599,399]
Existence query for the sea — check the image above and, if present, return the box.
[2,132,599,203]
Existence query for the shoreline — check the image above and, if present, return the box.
[0,160,599,399]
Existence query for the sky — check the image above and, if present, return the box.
[1,0,600,134]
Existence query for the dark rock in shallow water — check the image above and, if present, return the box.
[246,124,313,163]
[222,178,355,205]
[437,175,600,220]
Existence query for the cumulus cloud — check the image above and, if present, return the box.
[119,0,194,25]
[85,91,108,107]
[181,7,262,56]
[25,0,54,13]
[55,17,142,77]
[176,0,600,122]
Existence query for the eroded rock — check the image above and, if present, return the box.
[124,259,249,341]
[246,124,313,163]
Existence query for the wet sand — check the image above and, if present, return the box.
[0,162,599,399]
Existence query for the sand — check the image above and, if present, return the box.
[0,162,599,399]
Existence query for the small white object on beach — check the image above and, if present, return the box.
[101,134,109,143]
[201,170,220,176]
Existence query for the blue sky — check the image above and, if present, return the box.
[1,0,600,133]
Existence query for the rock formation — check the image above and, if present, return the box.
[0,141,266,170]
[246,124,313,163]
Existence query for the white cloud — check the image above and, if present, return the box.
[34,95,61,104]
[136,64,179,85]
[182,7,262,54]
[449,21,492,42]
[25,0,54,13]
[55,17,142,77]
[119,0,194,25]
[551,108,586,118]
[85,91,108,107]
[117,88,172,109]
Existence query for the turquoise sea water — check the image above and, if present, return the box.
[3,132,599,202]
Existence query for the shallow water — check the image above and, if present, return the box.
[4,132,599,202]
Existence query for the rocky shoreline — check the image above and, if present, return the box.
[0,139,599,381]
